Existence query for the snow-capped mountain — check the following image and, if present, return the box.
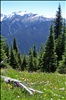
[1,11,51,54]
[1,11,51,22]
[0,14,7,21]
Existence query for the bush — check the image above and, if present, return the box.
[58,66,66,74]
[58,56,66,74]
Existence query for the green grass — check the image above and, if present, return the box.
[1,67,66,100]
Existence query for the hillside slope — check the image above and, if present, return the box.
[1,67,66,100]
[1,11,51,54]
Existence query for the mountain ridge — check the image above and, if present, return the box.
[1,11,52,22]
[1,11,51,54]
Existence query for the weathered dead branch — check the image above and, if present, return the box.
[1,75,43,95]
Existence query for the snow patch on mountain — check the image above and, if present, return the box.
[0,11,52,22]
[16,11,32,16]
[0,14,7,21]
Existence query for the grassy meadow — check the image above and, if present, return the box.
[1,67,66,100]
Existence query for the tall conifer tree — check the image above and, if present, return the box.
[28,48,34,71]
[18,52,22,68]
[33,44,37,58]
[0,35,6,62]
[39,44,44,70]
[58,33,66,74]
[10,45,18,69]
[55,20,66,62]
[13,38,18,53]
[5,43,10,63]
[54,4,62,39]
[21,54,28,71]
[42,25,57,72]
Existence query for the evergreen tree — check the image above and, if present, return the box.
[21,54,28,71]
[18,52,22,68]
[0,35,6,62]
[13,38,18,53]
[33,44,37,58]
[5,43,10,63]
[61,33,65,55]
[42,25,57,72]
[28,48,34,71]
[58,45,66,74]
[33,57,38,71]
[55,35,62,62]
[54,4,62,39]
[10,38,23,69]
[63,19,66,34]
[58,19,66,74]
[39,44,45,70]
[10,45,18,69]
[55,19,66,62]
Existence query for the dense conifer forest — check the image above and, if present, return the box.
[0,4,66,74]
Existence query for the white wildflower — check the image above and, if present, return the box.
[65,82,66,85]
[44,88,46,90]
[62,97,64,99]
[60,87,65,91]
[54,94,58,96]
[18,96,20,98]
[50,98,53,100]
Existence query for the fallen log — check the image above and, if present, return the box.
[29,88,44,94]
[1,75,43,95]
[1,75,33,95]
